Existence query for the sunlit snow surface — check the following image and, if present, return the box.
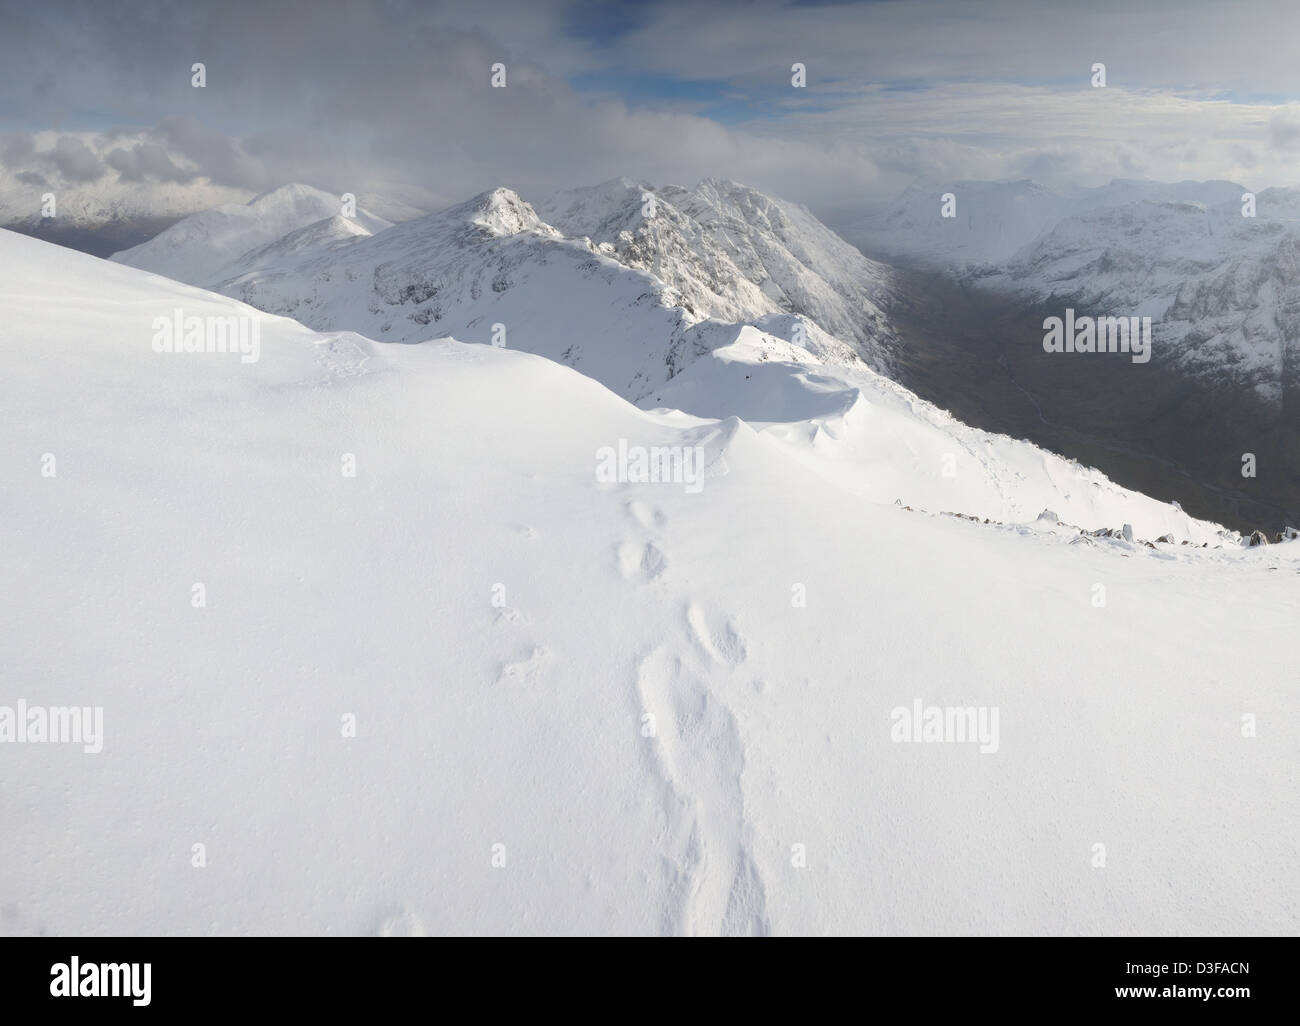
[3,229,1296,936]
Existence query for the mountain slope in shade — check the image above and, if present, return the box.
[110,183,392,286]
[2,227,1294,936]
[987,196,1299,401]
[848,178,1297,401]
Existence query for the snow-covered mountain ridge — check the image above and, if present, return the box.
[111,178,902,398]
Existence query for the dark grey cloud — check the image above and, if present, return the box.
[48,136,104,181]
[0,132,35,165]
[155,117,268,189]
[595,0,1300,97]
[1270,114,1300,151]
[104,140,196,183]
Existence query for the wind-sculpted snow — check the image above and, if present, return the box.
[3,227,1292,936]
[649,324,1238,543]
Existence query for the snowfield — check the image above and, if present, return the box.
[2,228,1297,936]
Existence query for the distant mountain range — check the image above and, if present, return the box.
[848,178,1299,402]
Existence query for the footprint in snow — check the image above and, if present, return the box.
[617,540,668,582]
[626,499,668,531]
[496,646,551,687]
[685,601,747,666]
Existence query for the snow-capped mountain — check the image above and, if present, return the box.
[1162,225,1300,396]
[214,185,715,401]
[2,225,1292,936]
[535,177,900,367]
[110,184,393,286]
[116,178,901,401]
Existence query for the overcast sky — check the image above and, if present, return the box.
[3,0,1300,217]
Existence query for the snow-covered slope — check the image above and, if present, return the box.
[110,184,392,285]
[650,324,1235,541]
[5,229,1295,937]
[208,214,377,281]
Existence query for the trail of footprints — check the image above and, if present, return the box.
[480,497,770,934]
[492,525,551,687]
[618,499,670,583]
[622,495,771,936]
